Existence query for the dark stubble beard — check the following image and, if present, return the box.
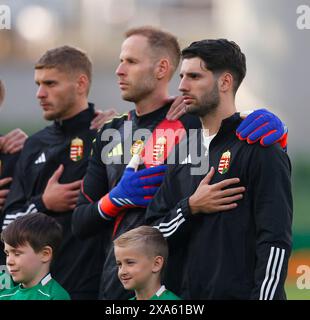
[187,82,220,117]
[43,90,77,121]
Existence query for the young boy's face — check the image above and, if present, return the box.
[114,245,158,291]
[4,242,46,287]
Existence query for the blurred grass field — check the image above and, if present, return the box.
[286,249,310,300]
[286,283,310,300]
[281,158,310,300]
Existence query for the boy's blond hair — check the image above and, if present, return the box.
[114,226,168,272]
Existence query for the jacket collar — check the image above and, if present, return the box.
[129,102,171,127]
[188,113,242,157]
[216,112,242,137]
[53,103,95,134]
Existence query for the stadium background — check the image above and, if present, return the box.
[0,0,309,299]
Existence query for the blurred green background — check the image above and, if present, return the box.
[285,158,310,300]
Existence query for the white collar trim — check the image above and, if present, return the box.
[41,273,52,286]
[155,285,166,297]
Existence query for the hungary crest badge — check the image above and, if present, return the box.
[70,137,84,162]
[130,140,144,156]
[152,136,167,165]
[218,150,231,174]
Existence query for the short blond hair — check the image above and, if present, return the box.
[35,45,92,94]
[114,226,168,271]
[125,26,180,80]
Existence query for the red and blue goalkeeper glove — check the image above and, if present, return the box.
[236,109,288,151]
[98,165,167,220]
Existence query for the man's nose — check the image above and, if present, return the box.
[36,85,47,99]
[178,77,188,93]
[116,63,125,76]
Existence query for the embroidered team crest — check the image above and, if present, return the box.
[130,140,144,156]
[70,137,84,162]
[152,136,167,165]
[218,150,231,174]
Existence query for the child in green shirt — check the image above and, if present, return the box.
[0,212,70,300]
[114,225,181,300]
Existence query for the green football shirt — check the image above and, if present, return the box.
[130,285,181,300]
[0,273,70,300]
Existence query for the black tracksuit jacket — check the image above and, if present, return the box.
[0,145,20,266]
[146,113,293,300]
[2,104,104,299]
[72,103,201,299]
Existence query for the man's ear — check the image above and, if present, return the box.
[40,246,53,263]
[152,256,164,273]
[218,72,233,92]
[76,74,89,94]
[155,59,170,80]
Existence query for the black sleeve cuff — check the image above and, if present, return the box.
[177,197,193,220]
[31,195,48,213]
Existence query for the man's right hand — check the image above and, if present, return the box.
[0,177,13,211]
[42,164,82,212]
[166,96,187,121]
[0,129,28,154]
[189,167,245,214]
[90,108,119,130]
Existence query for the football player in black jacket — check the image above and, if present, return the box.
[146,39,292,300]
[1,46,115,299]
